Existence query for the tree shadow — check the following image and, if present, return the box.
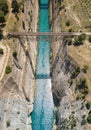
[18,37,35,78]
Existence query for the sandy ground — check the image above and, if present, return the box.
[0,42,10,81]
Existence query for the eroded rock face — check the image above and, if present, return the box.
[0,0,38,130]
[50,1,90,130]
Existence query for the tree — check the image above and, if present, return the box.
[82,65,88,73]
[5,66,12,74]
[6,120,10,127]
[13,51,17,58]
[0,28,3,39]
[66,20,70,26]
[12,0,19,13]
[88,36,91,43]
[78,33,86,42]
[0,10,5,23]
[87,113,91,124]
[0,0,8,15]
[0,48,4,55]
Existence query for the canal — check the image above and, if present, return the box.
[31,0,54,130]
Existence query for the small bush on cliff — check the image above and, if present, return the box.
[88,36,91,43]
[0,0,8,15]
[76,78,88,95]
[0,48,4,55]
[6,120,10,127]
[12,51,17,59]
[78,33,86,42]
[12,0,19,14]
[82,65,88,73]
[5,66,12,74]
[71,66,80,78]
[66,20,70,26]
[64,37,72,45]
[87,113,91,124]
[81,118,87,125]
[86,102,91,110]
[16,128,19,130]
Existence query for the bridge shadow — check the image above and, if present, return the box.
[36,74,51,79]
[18,37,35,78]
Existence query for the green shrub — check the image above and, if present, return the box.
[86,102,91,110]
[71,66,80,78]
[17,111,20,114]
[6,120,10,127]
[64,37,72,45]
[68,79,73,85]
[81,118,87,125]
[0,28,3,39]
[12,51,17,58]
[87,114,91,124]
[78,33,86,42]
[16,128,19,130]
[76,78,88,95]
[73,40,83,46]
[0,0,8,15]
[82,65,88,73]
[0,48,3,55]
[88,36,91,43]
[5,66,12,74]
[0,10,5,23]
[12,0,19,13]
[66,20,70,26]
[70,118,77,129]
[76,78,87,89]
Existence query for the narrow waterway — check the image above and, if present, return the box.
[31,0,54,130]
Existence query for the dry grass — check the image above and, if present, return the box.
[68,41,91,101]
[60,0,91,32]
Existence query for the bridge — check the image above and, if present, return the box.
[8,32,91,42]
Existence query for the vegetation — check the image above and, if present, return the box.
[0,0,8,24]
[16,128,19,130]
[0,0,8,15]
[17,111,20,114]
[0,10,5,23]
[82,65,88,73]
[64,36,72,45]
[12,51,17,59]
[78,33,86,42]
[87,112,91,124]
[73,34,86,46]
[76,78,88,95]
[66,20,70,26]
[0,0,8,39]
[5,66,12,74]
[86,102,91,110]
[88,36,91,43]
[71,66,80,78]
[12,0,20,14]
[6,120,10,127]
[0,48,4,55]
[81,118,87,125]
[0,28,3,39]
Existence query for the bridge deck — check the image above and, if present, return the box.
[8,32,91,38]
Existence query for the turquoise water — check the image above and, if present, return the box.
[31,0,54,130]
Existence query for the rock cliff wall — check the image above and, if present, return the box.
[50,1,90,130]
[0,0,39,130]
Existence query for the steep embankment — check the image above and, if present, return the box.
[0,0,38,130]
[50,0,91,130]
